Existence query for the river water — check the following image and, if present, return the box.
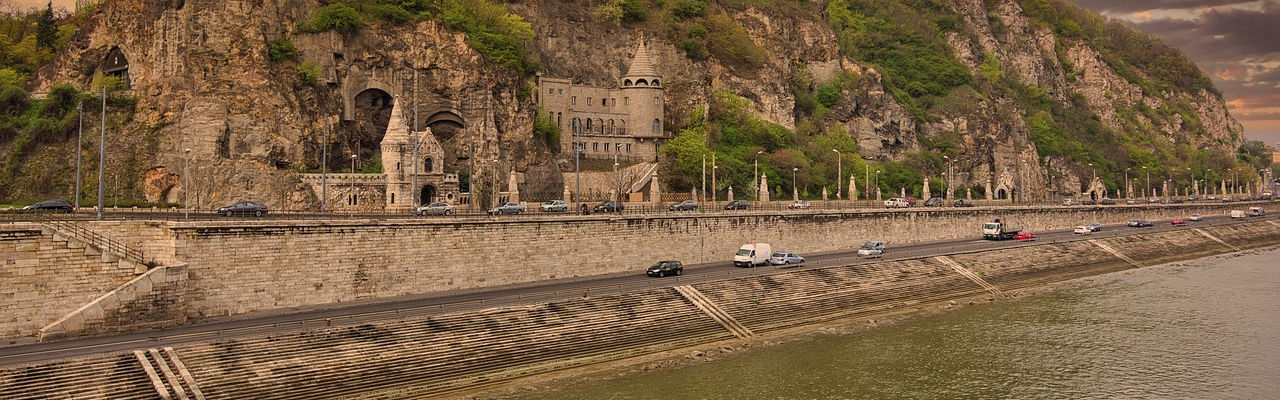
[510,247,1280,400]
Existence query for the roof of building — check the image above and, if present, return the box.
[624,36,658,79]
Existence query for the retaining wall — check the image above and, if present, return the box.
[1,220,1275,400]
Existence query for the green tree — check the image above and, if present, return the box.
[35,2,56,50]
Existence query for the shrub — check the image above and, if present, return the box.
[705,13,767,71]
[673,0,709,20]
[618,0,648,22]
[297,61,322,85]
[363,3,413,23]
[440,0,536,73]
[268,37,297,62]
[0,85,30,117]
[816,84,841,108]
[533,109,560,152]
[679,39,708,60]
[300,3,363,34]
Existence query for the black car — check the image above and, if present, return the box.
[952,199,975,207]
[593,201,623,213]
[924,197,944,207]
[218,201,269,217]
[22,199,73,213]
[1126,219,1153,228]
[669,200,698,211]
[1081,199,1097,205]
[646,260,683,277]
[1099,198,1116,205]
[723,200,748,210]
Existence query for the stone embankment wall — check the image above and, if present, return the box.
[0,227,141,340]
[37,265,188,342]
[1,221,1276,400]
[170,203,1262,320]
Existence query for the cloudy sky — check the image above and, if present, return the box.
[14,0,1280,146]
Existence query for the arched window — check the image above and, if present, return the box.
[556,112,562,127]
[624,97,629,105]
[608,119,615,135]
[425,157,433,173]
[596,118,604,134]
[619,120,626,135]
[652,119,661,134]
[624,79,633,86]
[391,193,395,204]
[636,79,648,86]
[652,79,660,86]
[586,119,593,132]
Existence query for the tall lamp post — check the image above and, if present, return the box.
[1124,168,1130,199]
[753,150,763,200]
[711,164,718,207]
[1142,166,1149,198]
[183,148,191,207]
[875,170,881,201]
[832,149,842,199]
[791,167,798,201]
[96,87,105,220]
[74,101,83,211]
[321,116,329,212]
[1087,162,1095,200]
[350,154,357,207]
[943,155,952,200]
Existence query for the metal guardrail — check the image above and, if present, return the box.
[44,219,147,266]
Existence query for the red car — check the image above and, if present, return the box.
[1015,230,1036,240]
[1171,219,1186,226]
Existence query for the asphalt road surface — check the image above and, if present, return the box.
[0,213,1274,367]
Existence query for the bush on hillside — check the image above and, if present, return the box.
[300,3,363,34]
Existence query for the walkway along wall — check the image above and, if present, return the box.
[1,220,1277,400]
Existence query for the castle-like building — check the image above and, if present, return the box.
[535,38,667,162]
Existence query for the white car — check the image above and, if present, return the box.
[1073,226,1092,234]
[857,241,886,257]
[1188,214,1203,221]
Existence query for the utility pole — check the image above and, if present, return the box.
[711,154,717,208]
[833,149,842,199]
[321,116,328,212]
[74,101,83,210]
[96,87,105,220]
[412,68,420,208]
[701,155,706,205]
[754,150,763,201]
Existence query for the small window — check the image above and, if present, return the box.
[548,88,554,95]
[605,143,610,152]
[626,144,632,152]
[391,193,395,204]
[611,98,617,106]
[624,97,629,105]
[587,97,592,105]
[593,142,599,152]
[572,96,577,105]
[652,119,661,134]
[558,89,563,95]
[653,97,660,105]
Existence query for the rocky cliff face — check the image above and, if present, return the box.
[28,0,1241,207]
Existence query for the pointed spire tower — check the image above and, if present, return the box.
[381,98,414,211]
[619,34,665,139]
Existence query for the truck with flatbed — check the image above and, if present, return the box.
[982,219,1019,241]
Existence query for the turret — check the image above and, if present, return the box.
[619,36,665,139]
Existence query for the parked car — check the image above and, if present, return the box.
[1171,219,1186,226]
[857,240,886,257]
[723,200,749,210]
[1231,209,1246,219]
[1126,199,1137,205]
[669,200,698,211]
[1221,196,1234,202]
[1099,198,1116,205]
[923,197,944,207]
[1248,207,1265,217]
[884,197,912,208]
[769,252,805,266]
[1127,219,1154,227]
[218,201,268,217]
[1170,197,1185,204]
[646,260,683,277]
[1148,197,1162,203]
[593,201,623,213]
[416,202,453,216]
[1015,230,1037,240]
[1207,195,1218,200]
[1188,214,1203,221]
[487,202,525,215]
[539,200,568,213]
[1081,199,1097,205]
[789,200,812,210]
[1085,222,1103,232]
[1062,198,1079,206]
[1073,226,1093,234]
[22,199,73,213]
[952,199,975,207]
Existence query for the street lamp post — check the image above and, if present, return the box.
[1123,168,1130,199]
[712,164,719,207]
[321,116,329,212]
[754,150,763,201]
[833,149,842,200]
[74,101,83,211]
[875,170,881,201]
[864,163,870,202]
[791,167,798,201]
[183,148,191,217]
[411,68,420,208]
[943,155,952,200]
[350,154,358,208]
[96,87,105,220]
[575,143,582,205]
[614,155,621,212]
[1142,166,1149,199]
[1087,162,1095,200]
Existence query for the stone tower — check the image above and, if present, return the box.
[618,37,664,140]
[381,99,416,212]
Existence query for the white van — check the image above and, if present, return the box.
[1230,210,1245,219]
[884,198,911,208]
[733,243,771,267]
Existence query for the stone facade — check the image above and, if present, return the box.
[536,37,667,163]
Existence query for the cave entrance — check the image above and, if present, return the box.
[426,110,465,175]
[349,88,394,173]
[102,47,130,89]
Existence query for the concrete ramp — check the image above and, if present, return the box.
[674,285,754,339]
[134,348,206,400]
[934,256,1005,297]
[1194,229,1240,251]
[1088,239,1143,268]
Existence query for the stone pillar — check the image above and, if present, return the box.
[985,181,993,201]
[650,171,662,206]
[760,173,770,202]
[922,177,931,200]
[967,187,972,200]
[1221,180,1226,196]
[507,169,520,203]
[793,186,799,202]
[822,187,828,201]
[900,187,906,198]
[848,175,857,203]
[876,187,882,201]
[564,185,572,203]
[728,186,735,201]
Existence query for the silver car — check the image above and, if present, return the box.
[487,202,525,215]
[416,202,453,216]
[540,200,568,212]
[857,241,886,257]
[769,252,805,265]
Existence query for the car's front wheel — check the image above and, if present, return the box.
[254,210,264,217]
[224,211,233,217]
[676,269,682,275]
